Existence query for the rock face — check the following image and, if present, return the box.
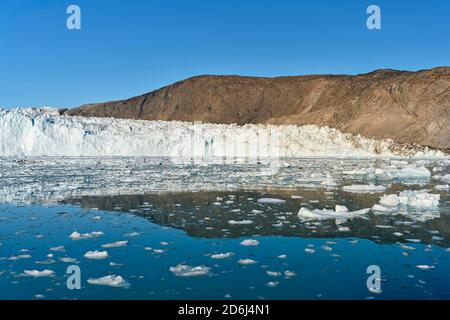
[66,67,450,150]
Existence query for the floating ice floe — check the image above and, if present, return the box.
[169,264,210,277]
[257,198,286,204]
[379,194,400,207]
[435,185,449,191]
[8,254,31,261]
[69,231,104,240]
[304,248,316,254]
[124,232,141,237]
[416,265,435,270]
[23,269,54,277]
[284,271,297,278]
[102,241,128,248]
[373,190,440,215]
[267,282,279,287]
[392,166,431,179]
[240,239,260,247]
[87,275,130,288]
[321,178,338,188]
[210,252,234,260]
[59,257,79,263]
[441,174,450,183]
[266,271,281,277]
[345,166,433,182]
[297,206,370,222]
[50,246,65,252]
[228,220,253,225]
[342,184,387,194]
[238,259,257,265]
[84,251,109,260]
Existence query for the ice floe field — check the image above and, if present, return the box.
[0,156,449,299]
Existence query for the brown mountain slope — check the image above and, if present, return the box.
[66,67,450,150]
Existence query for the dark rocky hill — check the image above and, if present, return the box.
[66,67,450,150]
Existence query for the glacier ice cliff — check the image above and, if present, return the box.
[0,108,445,158]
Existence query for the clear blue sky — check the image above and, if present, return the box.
[1,0,449,108]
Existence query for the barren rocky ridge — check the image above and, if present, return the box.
[66,67,450,151]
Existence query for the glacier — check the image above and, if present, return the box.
[0,108,445,158]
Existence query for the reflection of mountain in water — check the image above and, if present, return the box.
[60,188,450,247]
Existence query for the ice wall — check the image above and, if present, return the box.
[0,108,444,158]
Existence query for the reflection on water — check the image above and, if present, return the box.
[62,188,450,246]
[0,157,449,300]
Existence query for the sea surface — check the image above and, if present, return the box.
[0,157,449,300]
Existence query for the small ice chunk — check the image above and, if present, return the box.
[371,204,394,212]
[8,254,31,261]
[238,259,257,265]
[343,184,387,194]
[87,275,130,288]
[124,232,141,237]
[102,241,128,248]
[416,265,435,270]
[298,207,369,222]
[266,271,281,277]
[59,257,78,263]
[84,250,109,260]
[305,248,316,254]
[70,231,104,240]
[169,264,210,277]
[228,220,253,225]
[267,282,279,287]
[379,194,400,207]
[393,166,431,179]
[50,246,65,252]
[435,185,449,191]
[398,190,440,208]
[240,239,260,247]
[211,252,234,260]
[23,269,54,278]
[284,271,296,278]
[335,205,348,213]
[257,198,286,204]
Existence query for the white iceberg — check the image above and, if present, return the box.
[69,231,104,240]
[342,184,387,193]
[240,239,260,247]
[210,252,234,260]
[228,220,253,225]
[87,275,130,288]
[102,241,128,248]
[84,250,109,260]
[398,190,440,208]
[23,269,54,277]
[238,259,258,265]
[297,206,370,222]
[169,264,210,277]
[257,198,286,204]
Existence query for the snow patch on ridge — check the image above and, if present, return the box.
[0,108,445,157]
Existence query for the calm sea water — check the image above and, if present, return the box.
[0,158,449,300]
